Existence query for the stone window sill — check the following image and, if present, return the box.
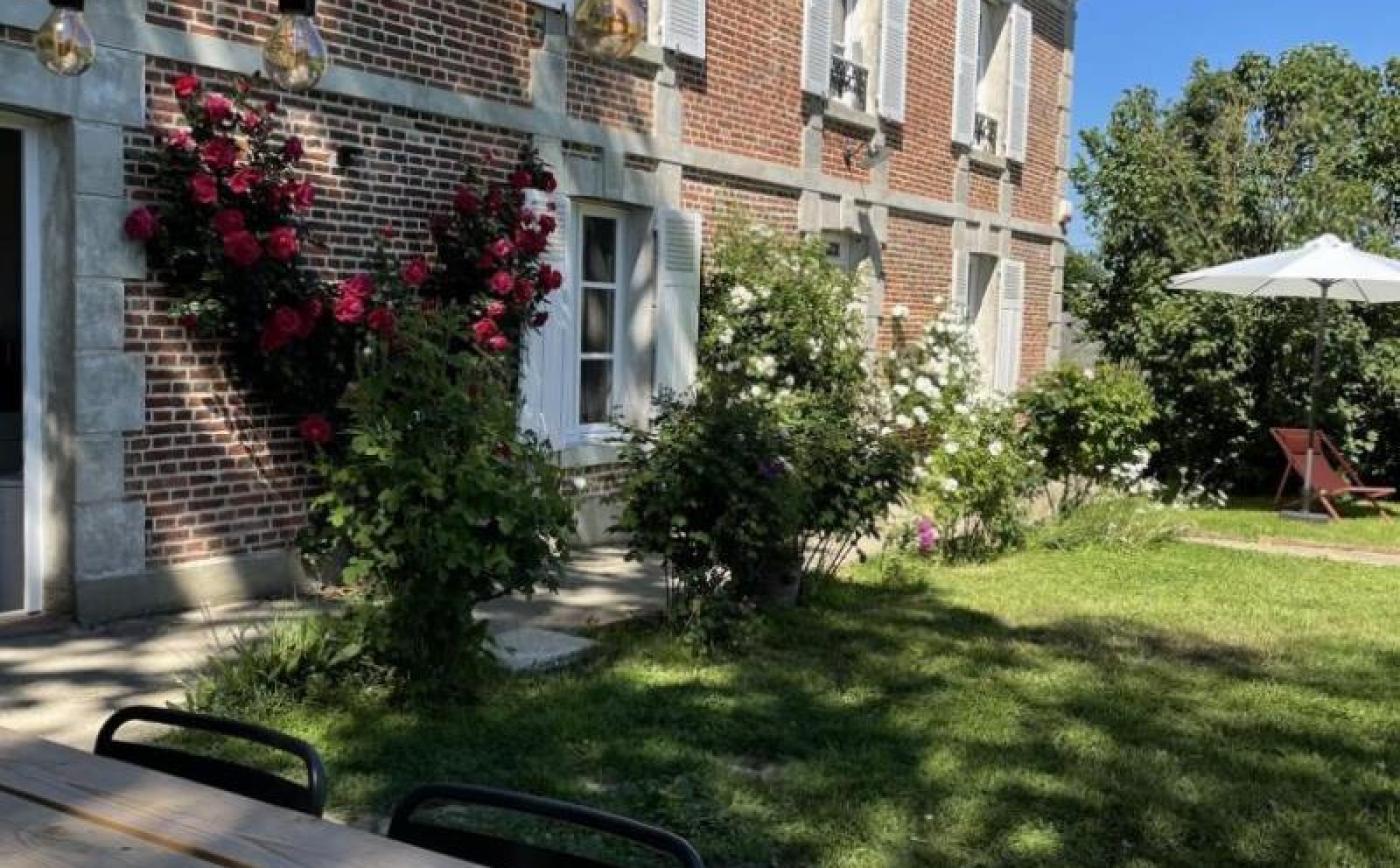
[823,101,881,133]
[967,148,1008,173]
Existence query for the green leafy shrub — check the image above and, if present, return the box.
[1033,495,1190,552]
[883,313,1038,562]
[1019,364,1158,513]
[616,216,911,626]
[308,308,574,687]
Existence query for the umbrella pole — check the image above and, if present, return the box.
[1300,279,1334,518]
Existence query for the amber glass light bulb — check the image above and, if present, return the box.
[573,0,646,60]
[34,0,96,77]
[263,0,329,92]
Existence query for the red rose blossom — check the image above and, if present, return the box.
[240,111,262,132]
[298,414,333,445]
[273,306,302,336]
[537,172,558,192]
[453,187,480,214]
[165,129,195,151]
[489,270,515,296]
[282,136,304,161]
[296,299,322,338]
[486,334,511,353]
[226,168,262,196]
[287,181,315,212]
[475,253,496,271]
[366,308,397,335]
[537,213,557,235]
[211,209,246,236]
[203,93,234,124]
[539,264,564,291]
[509,169,532,189]
[334,293,366,324]
[380,223,397,239]
[339,273,375,300]
[471,318,499,343]
[485,301,507,320]
[223,230,262,268]
[188,173,219,206]
[123,206,160,242]
[489,237,515,260]
[200,137,239,170]
[400,257,431,288]
[173,75,200,99]
[265,226,299,262]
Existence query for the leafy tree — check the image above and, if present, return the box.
[1072,46,1400,489]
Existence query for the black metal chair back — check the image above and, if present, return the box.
[94,705,328,817]
[387,783,705,868]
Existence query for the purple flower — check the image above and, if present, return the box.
[916,517,940,555]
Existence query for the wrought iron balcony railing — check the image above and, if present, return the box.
[830,55,869,110]
[974,112,1000,154]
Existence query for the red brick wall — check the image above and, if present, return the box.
[1013,0,1067,224]
[881,213,955,347]
[566,50,655,134]
[678,0,805,166]
[885,0,959,201]
[145,0,537,106]
[681,170,801,248]
[821,122,874,184]
[1011,233,1055,386]
[969,164,1002,214]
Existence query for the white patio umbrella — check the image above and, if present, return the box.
[1170,234,1400,518]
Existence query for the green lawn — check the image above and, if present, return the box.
[1184,497,1400,552]
[211,540,1400,867]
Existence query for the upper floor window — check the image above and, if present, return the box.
[801,0,910,124]
[974,0,1009,153]
[952,0,1032,162]
[829,0,870,111]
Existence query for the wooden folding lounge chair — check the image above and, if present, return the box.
[1270,428,1395,521]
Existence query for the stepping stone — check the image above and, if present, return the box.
[491,627,596,673]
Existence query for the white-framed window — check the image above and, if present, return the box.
[952,0,1032,161]
[956,251,1024,394]
[531,0,706,58]
[802,0,908,123]
[574,206,626,433]
[829,0,870,111]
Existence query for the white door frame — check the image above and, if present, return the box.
[1,114,45,615]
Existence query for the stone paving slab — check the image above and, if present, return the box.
[1185,535,1400,568]
[0,548,665,749]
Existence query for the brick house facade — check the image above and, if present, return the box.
[0,0,1075,623]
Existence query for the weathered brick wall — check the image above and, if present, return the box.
[678,0,805,166]
[145,0,538,105]
[1014,0,1068,225]
[681,170,801,247]
[881,212,955,346]
[968,164,1002,214]
[1011,233,1056,385]
[821,122,874,184]
[565,50,655,134]
[885,0,959,202]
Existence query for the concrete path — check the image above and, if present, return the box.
[0,548,666,749]
[1185,535,1400,568]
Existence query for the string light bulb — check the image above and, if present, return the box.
[33,0,96,77]
[573,0,646,60]
[263,0,329,92]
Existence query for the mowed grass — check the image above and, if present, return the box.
[1185,497,1400,552]
[221,543,1400,867]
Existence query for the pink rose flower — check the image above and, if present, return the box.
[489,270,515,296]
[489,237,515,260]
[264,226,299,262]
[203,93,234,124]
[211,209,246,236]
[539,264,564,291]
[453,187,480,214]
[400,257,431,288]
[223,230,262,268]
[188,173,219,206]
[200,137,239,170]
[173,74,200,99]
[339,273,375,300]
[333,293,366,324]
[165,129,195,152]
[509,169,532,189]
[366,308,397,335]
[485,301,507,320]
[471,318,499,343]
[123,206,160,242]
[226,168,262,196]
[287,181,315,212]
[486,334,511,353]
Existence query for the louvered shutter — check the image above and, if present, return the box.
[1005,3,1033,162]
[951,248,970,323]
[995,259,1025,393]
[520,192,573,444]
[663,0,706,58]
[654,209,703,397]
[801,0,833,97]
[951,0,980,145]
[529,0,573,11]
[877,0,910,123]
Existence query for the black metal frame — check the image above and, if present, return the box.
[388,783,706,868]
[94,705,328,817]
[48,0,86,10]
[829,55,869,110]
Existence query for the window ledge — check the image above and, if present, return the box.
[559,436,623,470]
[967,148,1008,173]
[630,42,665,67]
[823,102,881,133]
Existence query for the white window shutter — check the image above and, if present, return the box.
[520,192,573,444]
[995,259,1025,393]
[951,248,969,322]
[662,0,706,59]
[654,209,703,398]
[877,0,910,123]
[530,0,574,11]
[801,0,833,97]
[951,0,980,145]
[1005,4,1033,163]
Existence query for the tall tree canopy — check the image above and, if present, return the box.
[1072,45,1400,489]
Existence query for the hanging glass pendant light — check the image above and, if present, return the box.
[573,0,646,60]
[263,0,329,92]
[33,0,96,77]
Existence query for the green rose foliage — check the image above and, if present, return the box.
[1073,45,1400,488]
[616,215,912,616]
[1019,364,1158,513]
[308,309,573,687]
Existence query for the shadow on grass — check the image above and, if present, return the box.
[242,580,1399,867]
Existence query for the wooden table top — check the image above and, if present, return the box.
[0,726,477,867]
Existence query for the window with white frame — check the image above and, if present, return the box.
[974,0,1009,153]
[576,209,624,429]
[527,0,706,59]
[958,251,1025,394]
[802,0,909,123]
[829,0,870,110]
[952,0,1032,161]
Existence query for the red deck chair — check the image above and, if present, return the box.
[1270,428,1395,521]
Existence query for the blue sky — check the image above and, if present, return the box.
[1069,0,1400,248]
